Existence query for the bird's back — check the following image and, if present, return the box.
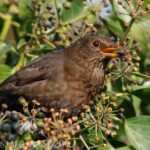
[0,36,106,115]
[0,49,65,101]
[0,48,89,115]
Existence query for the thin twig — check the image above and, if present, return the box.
[132,72,150,79]
[120,5,140,45]
[120,18,135,45]
[76,124,94,134]
[42,38,56,48]
[54,0,60,25]
[79,135,90,150]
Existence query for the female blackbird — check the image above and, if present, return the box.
[0,34,122,115]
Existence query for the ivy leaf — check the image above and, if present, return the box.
[133,81,150,104]
[106,13,125,37]
[0,65,12,83]
[17,39,26,50]
[98,143,115,150]
[0,42,14,63]
[125,116,150,150]
[116,146,134,150]
[60,0,87,24]
[131,95,141,116]
[0,0,4,6]
[130,23,149,56]
[19,0,32,18]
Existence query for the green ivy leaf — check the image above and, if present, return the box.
[17,39,26,50]
[133,81,150,104]
[98,143,115,150]
[106,13,125,39]
[125,116,150,150]
[130,23,149,56]
[131,95,141,116]
[60,0,87,23]
[0,0,4,6]
[19,0,32,18]
[0,65,12,83]
[116,146,134,150]
[0,42,14,63]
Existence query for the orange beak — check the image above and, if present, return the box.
[101,45,123,58]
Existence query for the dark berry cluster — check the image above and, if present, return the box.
[28,0,57,32]
[0,95,125,149]
[0,109,20,143]
[24,0,113,48]
[0,98,80,149]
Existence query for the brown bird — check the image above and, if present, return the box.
[0,34,122,115]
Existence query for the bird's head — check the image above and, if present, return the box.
[78,34,124,61]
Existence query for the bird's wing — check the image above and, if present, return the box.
[0,50,64,91]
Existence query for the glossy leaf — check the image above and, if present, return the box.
[131,95,141,116]
[116,146,134,150]
[130,23,149,56]
[19,0,32,18]
[0,42,14,63]
[0,65,12,83]
[98,143,115,150]
[133,81,150,104]
[125,116,150,150]
[61,0,87,23]
[17,39,26,50]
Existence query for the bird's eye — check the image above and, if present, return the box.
[92,40,100,48]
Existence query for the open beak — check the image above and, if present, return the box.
[101,45,124,58]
